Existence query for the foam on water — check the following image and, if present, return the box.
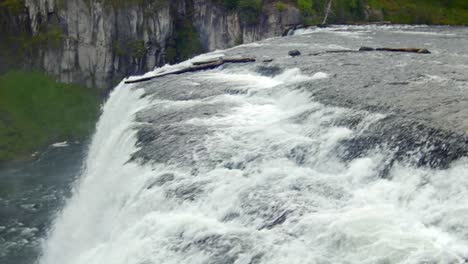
[293,27,368,38]
[388,30,457,37]
[39,83,151,264]
[125,51,227,82]
[51,141,69,148]
[39,63,468,264]
[292,24,455,39]
[231,42,266,49]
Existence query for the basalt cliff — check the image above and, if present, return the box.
[0,0,301,89]
[2,0,466,90]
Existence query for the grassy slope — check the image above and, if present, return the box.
[0,71,100,161]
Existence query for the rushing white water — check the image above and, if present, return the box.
[39,83,150,264]
[40,60,468,264]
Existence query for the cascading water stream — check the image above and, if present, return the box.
[39,26,468,264]
[39,83,151,263]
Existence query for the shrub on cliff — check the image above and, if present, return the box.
[219,0,239,10]
[166,18,204,63]
[297,0,314,15]
[238,0,263,25]
[213,0,263,25]
[294,0,468,25]
[0,0,24,13]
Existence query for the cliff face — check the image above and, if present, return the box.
[3,0,300,89]
[20,0,172,89]
[192,0,300,51]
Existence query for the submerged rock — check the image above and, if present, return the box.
[417,48,431,54]
[288,50,301,57]
[147,173,175,189]
[125,56,256,84]
[359,46,430,54]
[359,46,375,51]
[376,47,431,54]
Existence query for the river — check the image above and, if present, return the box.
[4,25,468,264]
[0,143,87,264]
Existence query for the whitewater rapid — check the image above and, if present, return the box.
[39,26,468,264]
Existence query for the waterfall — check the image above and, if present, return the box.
[39,83,151,263]
[39,32,468,263]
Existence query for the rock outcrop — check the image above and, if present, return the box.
[1,0,301,89]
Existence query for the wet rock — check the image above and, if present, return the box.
[262,58,274,63]
[224,161,246,170]
[287,145,310,165]
[125,56,256,84]
[359,46,375,51]
[259,211,290,230]
[283,24,305,36]
[376,47,431,54]
[288,50,301,57]
[358,46,430,54]
[172,232,259,264]
[147,173,175,189]
[222,212,241,222]
[326,50,357,54]
[388,81,410,85]
[336,116,468,176]
[255,65,283,77]
[417,48,431,54]
[132,123,212,166]
[166,182,205,201]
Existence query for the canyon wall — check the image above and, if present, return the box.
[1,0,300,89]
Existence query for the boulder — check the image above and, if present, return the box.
[288,50,301,57]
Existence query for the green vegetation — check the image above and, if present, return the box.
[0,23,65,72]
[333,0,366,23]
[215,0,239,10]
[238,0,263,25]
[166,18,204,63]
[276,1,288,12]
[295,0,325,24]
[297,0,314,15]
[130,40,147,58]
[113,39,148,59]
[295,0,366,24]
[20,25,64,52]
[368,0,468,25]
[0,71,100,161]
[83,0,166,9]
[0,0,24,13]
[214,0,264,25]
[294,0,468,25]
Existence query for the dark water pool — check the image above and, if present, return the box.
[0,143,87,264]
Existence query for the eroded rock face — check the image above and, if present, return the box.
[192,0,301,51]
[22,0,173,89]
[9,0,301,89]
